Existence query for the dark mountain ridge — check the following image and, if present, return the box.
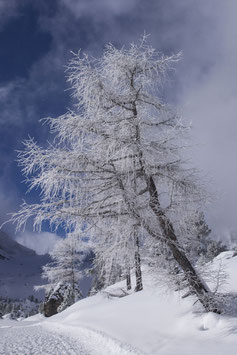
[0,230,50,300]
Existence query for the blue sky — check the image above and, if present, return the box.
[0,0,237,253]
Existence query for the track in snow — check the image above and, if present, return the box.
[0,324,89,355]
[0,322,143,355]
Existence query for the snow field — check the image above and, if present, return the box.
[1,251,237,354]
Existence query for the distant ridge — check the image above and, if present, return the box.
[0,230,36,259]
[0,230,50,300]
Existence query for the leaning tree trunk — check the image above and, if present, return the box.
[147,176,221,314]
[129,100,219,311]
[115,152,220,312]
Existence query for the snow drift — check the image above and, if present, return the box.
[38,251,237,355]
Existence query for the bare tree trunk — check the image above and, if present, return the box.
[126,270,132,290]
[71,247,75,304]
[147,176,221,313]
[134,227,143,292]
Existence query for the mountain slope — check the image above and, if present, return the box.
[0,230,36,259]
[0,231,93,301]
[0,230,50,300]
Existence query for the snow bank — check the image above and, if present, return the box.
[40,252,237,354]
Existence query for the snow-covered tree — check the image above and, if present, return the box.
[179,211,227,262]
[36,233,84,310]
[12,37,221,313]
[0,297,40,319]
[91,218,143,292]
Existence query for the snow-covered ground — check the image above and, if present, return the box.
[1,251,237,354]
[0,322,90,355]
[0,316,141,355]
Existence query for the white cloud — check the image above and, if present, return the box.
[171,1,237,233]
[15,231,61,255]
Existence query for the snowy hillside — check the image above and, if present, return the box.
[1,251,237,354]
[44,251,237,354]
[0,230,50,300]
